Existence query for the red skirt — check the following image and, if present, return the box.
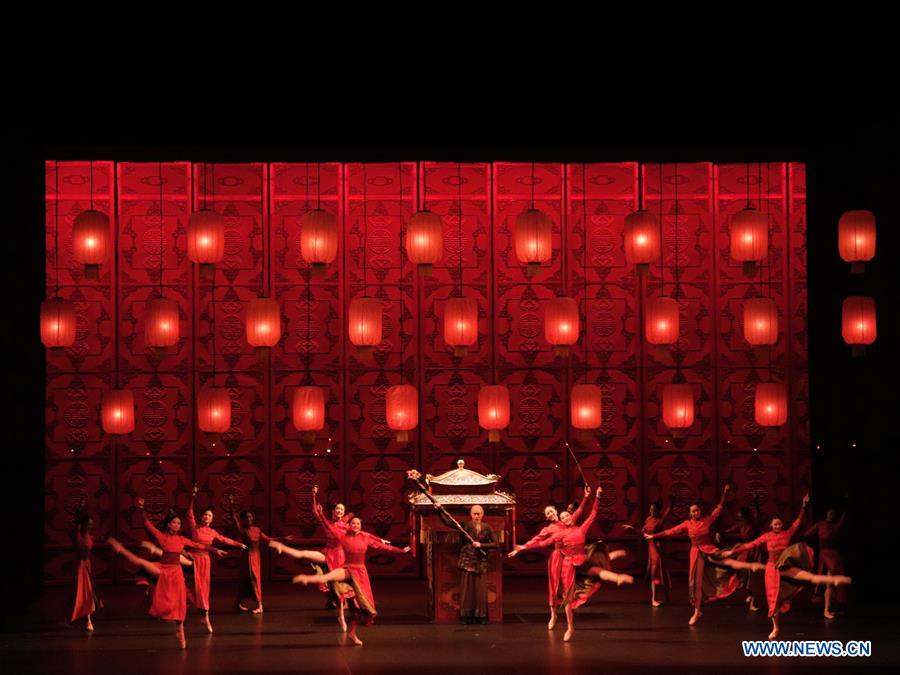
[558,543,615,611]
[647,540,671,588]
[689,546,742,609]
[343,564,377,626]
[765,542,815,617]
[192,551,211,611]
[237,549,263,607]
[546,549,563,604]
[71,559,100,622]
[149,563,187,622]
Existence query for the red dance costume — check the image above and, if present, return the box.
[143,515,206,622]
[71,531,101,622]
[336,530,406,625]
[732,512,808,617]
[186,510,242,611]
[234,523,271,609]
[519,500,586,605]
[804,514,847,598]
[524,496,601,610]
[312,492,355,599]
[642,510,671,589]
[655,502,741,609]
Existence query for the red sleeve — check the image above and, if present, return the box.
[731,532,768,555]
[364,533,405,555]
[579,495,600,535]
[142,514,165,545]
[709,503,724,523]
[258,529,272,545]
[654,520,689,539]
[212,530,243,547]
[522,529,561,551]
[521,525,555,548]
[183,536,212,551]
[186,507,198,539]
[570,497,587,524]
[786,511,804,539]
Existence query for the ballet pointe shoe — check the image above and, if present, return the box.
[689,609,702,625]
[563,626,574,642]
[547,611,557,630]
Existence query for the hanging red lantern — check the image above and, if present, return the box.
[348,296,382,356]
[407,209,443,276]
[246,297,281,363]
[645,296,679,345]
[838,209,876,273]
[301,208,339,275]
[623,209,661,274]
[145,296,180,349]
[545,297,579,356]
[478,384,510,442]
[662,383,694,437]
[102,388,135,435]
[292,386,325,445]
[842,296,876,356]
[443,296,478,357]
[570,384,602,430]
[743,297,779,346]
[514,208,553,276]
[386,384,418,444]
[198,386,231,445]
[730,207,768,275]
[72,209,110,279]
[40,297,76,348]
[187,209,225,279]
[755,382,788,427]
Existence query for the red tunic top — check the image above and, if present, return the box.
[71,531,97,621]
[143,515,207,621]
[186,508,242,611]
[312,491,352,571]
[337,530,406,618]
[655,503,724,555]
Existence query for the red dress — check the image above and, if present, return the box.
[235,524,271,609]
[519,499,586,605]
[655,503,741,609]
[186,509,242,611]
[338,530,406,625]
[143,515,204,622]
[642,510,671,588]
[805,515,847,603]
[731,513,808,617]
[524,497,606,610]
[71,531,101,621]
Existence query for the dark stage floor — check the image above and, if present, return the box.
[3,578,897,674]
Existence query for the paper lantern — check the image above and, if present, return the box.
[187,209,225,278]
[198,386,231,442]
[838,210,876,273]
[645,296,679,345]
[301,208,339,274]
[842,296,876,356]
[662,384,694,437]
[40,297,76,348]
[348,296,382,355]
[145,296,180,349]
[102,389,135,435]
[386,384,418,443]
[406,209,443,275]
[478,385,510,442]
[292,386,325,445]
[72,209,109,279]
[570,384,602,430]
[246,298,281,362]
[545,297,579,356]
[743,297,779,346]
[730,207,768,274]
[623,209,661,273]
[514,208,553,276]
[755,382,788,427]
[443,296,478,357]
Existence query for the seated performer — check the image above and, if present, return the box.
[285,516,411,646]
[723,494,851,639]
[510,486,633,642]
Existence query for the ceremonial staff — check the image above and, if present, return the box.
[406,469,487,558]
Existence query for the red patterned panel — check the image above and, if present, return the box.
[645,368,715,452]
[645,451,717,523]
[788,164,810,493]
[577,369,640,454]
[119,371,192,458]
[44,460,114,549]
[500,369,566,453]
[721,450,791,520]
[271,372,342,454]
[194,372,268,458]
[115,457,191,544]
[421,369,489,467]
[346,367,417,463]
[577,452,640,536]
[46,373,111,460]
[719,368,788,452]
[117,162,192,373]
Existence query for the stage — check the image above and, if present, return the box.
[4,579,897,674]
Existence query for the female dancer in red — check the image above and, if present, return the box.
[187,485,246,632]
[802,507,848,619]
[510,486,590,629]
[71,499,101,631]
[723,494,851,639]
[509,486,633,642]
[267,486,356,630]
[228,495,291,614]
[723,505,762,612]
[623,497,673,606]
[645,485,743,625]
[285,516,411,646]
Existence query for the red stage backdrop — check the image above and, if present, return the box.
[43,162,809,583]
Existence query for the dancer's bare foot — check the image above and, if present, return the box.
[689,609,702,625]
[563,627,574,642]
[293,574,311,586]
[202,615,213,633]
[651,600,661,607]
[832,575,851,586]
[140,540,163,557]
[547,611,557,630]
[824,610,836,620]
[348,630,363,646]
[176,625,186,649]
[338,614,347,632]
[751,563,766,572]
[107,537,125,554]
[616,574,634,586]
[251,604,263,615]
[269,541,284,554]
[768,627,779,640]
[237,603,249,612]
[85,617,94,632]
[608,549,626,560]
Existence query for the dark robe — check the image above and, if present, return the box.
[440,513,499,621]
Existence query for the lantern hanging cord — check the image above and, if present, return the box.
[158,161,164,295]
[758,162,764,295]
[531,161,535,209]
[398,161,404,382]
[457,161,463,294]
[746,161,752,209]
[89,159,93,211]
[582,163,589,382]
[362,163,368,297]
[673,162,679,296]
[54,160,60,297]
[658,162,665,296]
